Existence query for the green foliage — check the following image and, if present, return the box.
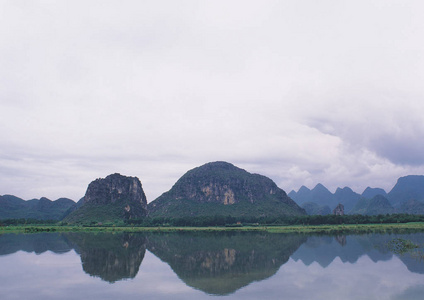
[63,203,126,225]
[125,213,424,227]
[350,195,395,215]
[3,213,424,230]
[302,202,331,215]
[387,238,419,254]
[1,218,58,226]
[148,161,305,219]
[149,197,303,220]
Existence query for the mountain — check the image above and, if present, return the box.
[301,202,331,215]
[290,184,359,212]
[64,173,148,224]
[290,184,392,214]
[398,199,424,215]
[361,187,387,199]
[289,184,335,207]
[148,161,305,218]
[388,175,424,207]
[350,195,395,215]
[0,195,75,220]
[288,186,311,203]
[334,187,361,212]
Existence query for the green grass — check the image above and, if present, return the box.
[2,222,424,234]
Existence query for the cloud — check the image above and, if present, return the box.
[1,0,424,200]
[297,90,424,166]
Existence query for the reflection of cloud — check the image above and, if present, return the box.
[2,249,424,300]
[234,256,424,300]
[392,284,424,300]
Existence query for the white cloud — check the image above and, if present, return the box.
[1,0,424,200]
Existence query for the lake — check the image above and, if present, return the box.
[0,230,423,300]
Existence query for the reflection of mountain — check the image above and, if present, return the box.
[146,232,306,295]
[394,233,424,274]
[65,232,147,283]
[291,233,424,274]
[2,230,424,291]
[0,233,74,255]
[0,232,147,283]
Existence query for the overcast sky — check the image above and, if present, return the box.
[1,0,424,202]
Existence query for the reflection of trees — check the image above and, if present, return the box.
[65,232,146,283]
[146,232,306,295]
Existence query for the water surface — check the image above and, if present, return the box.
[1,231,423,300]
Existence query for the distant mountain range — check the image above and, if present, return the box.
[0,195,75,220]
[1,167,424,221]
[289,175,424,215]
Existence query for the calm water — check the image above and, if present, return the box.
[1,231,424,300]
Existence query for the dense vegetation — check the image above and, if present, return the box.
[63,173,148,224]
[148,161,305,218]
[0,218,58,226]
[122,213,424,227]
[3,214,424,228]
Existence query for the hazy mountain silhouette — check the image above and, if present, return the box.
[350,195,395,215]
[0,195,75,220]
[388,175,424,206]
[361,187,387,199]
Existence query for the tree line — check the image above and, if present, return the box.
[124,213,424,227]
[2,214,424,227]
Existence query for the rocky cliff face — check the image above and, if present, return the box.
[84,173,147,208]
[148,161,305,218]
[64,173,147,224]
[333,203,344,215]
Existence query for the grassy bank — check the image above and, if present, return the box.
[1,222,424,235]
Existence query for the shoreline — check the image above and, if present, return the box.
[2,222,424,234]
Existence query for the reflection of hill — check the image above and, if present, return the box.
[65,232,146,283]
[291,233,424,274]
[395,233,424,274]
[0,233,73,255]
[146,231,306,295]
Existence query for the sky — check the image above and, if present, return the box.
[1,0,424,202]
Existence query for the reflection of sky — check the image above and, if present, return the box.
[1,250,424,300]
[237,256,424,300]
